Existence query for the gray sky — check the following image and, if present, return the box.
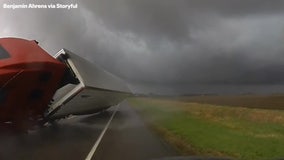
[1,0,284,94]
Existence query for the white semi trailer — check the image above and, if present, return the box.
[47,49,131,120]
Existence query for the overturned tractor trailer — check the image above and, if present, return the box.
[0,38,131,130]
[47,49,132,120]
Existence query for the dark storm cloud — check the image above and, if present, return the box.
[1,0,284,94]
[79,0,284,84]
[81,0,284,42]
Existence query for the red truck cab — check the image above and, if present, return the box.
[0,38,66,129]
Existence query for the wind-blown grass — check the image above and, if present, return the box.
[128,97,284,160]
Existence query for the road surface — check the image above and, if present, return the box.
[0,101,178,160]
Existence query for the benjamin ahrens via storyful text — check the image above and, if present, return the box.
[3,3,78,10]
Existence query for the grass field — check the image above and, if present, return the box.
[173,94,284,110]
[128,96,284,160]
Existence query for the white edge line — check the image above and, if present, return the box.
[85,104,120,160]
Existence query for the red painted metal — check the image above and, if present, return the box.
[0,38,66,128]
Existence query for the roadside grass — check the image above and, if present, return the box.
[128,97,284,160]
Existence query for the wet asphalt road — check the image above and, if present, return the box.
[0,101,178,160]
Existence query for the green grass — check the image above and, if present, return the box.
[128,97,284,160]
